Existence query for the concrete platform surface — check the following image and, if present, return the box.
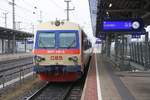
[101,54,150,100]
[117,71,150,100]
[82,54,150,100]
[97,54,122,100]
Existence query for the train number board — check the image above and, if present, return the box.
[101,19,144,32]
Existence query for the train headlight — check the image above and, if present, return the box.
[73,56,78,62]
[34,55,45,62]
[68,56,78,62]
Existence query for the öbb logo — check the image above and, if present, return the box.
[50,56,63,60]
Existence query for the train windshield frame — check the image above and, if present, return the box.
[35,30,79,49]
[59,32,77,48]
[38,32,55,48]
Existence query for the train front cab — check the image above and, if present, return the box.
[33,29,84,82]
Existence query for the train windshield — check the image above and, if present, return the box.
[38,32,55,48]
[59,33,76,48]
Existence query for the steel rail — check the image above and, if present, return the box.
[25,82,74,100]
[63,56,92,100]
[0,62,33,73]
[0,56,32,65]
[5,66,33,77]
[25,82,49,100]
[25,56,92,100]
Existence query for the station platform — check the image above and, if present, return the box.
[81,54,150,100]
[0,53,33,62]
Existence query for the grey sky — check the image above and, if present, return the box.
[0,0,94,39]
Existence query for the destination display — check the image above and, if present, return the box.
[132,34,141,38]
[103,21,132,30]
[101,19,144,32]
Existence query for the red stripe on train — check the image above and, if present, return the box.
[32,49,80,54]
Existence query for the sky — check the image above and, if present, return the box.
[0,0,94,41]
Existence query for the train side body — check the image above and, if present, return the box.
[32,21,91,82]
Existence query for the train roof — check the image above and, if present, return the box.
[36,21,81,30]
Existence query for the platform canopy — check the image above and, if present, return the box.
[89,0,150,37]
[0,26,33,40]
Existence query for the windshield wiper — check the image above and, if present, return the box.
[39,39,49,49]
[67,39,76,49]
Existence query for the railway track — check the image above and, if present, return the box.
[0,56,33,84]
[25,78,85,100]
[26,82,74,100]
[25,70,88,100]
[26,80,85,100]
[25,56,91,100]
[63,79,85,100]
[0,57,32,65]
[0,57,33,72]
[64,59,91,100]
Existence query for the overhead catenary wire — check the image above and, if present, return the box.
[0,0,70,29]
[0,8,34,24]
[0,9,36,32]
[23,0,66,17]
[50,0,64,10]
[0,1,39,22]
[0,1,35,33]
[21,0,61,22]
[21,0,59,16]
[0,8,10,13]
[2,0,65,15]
[5,0,43,19]
[0,1,36,21]
[1,0,66,22]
